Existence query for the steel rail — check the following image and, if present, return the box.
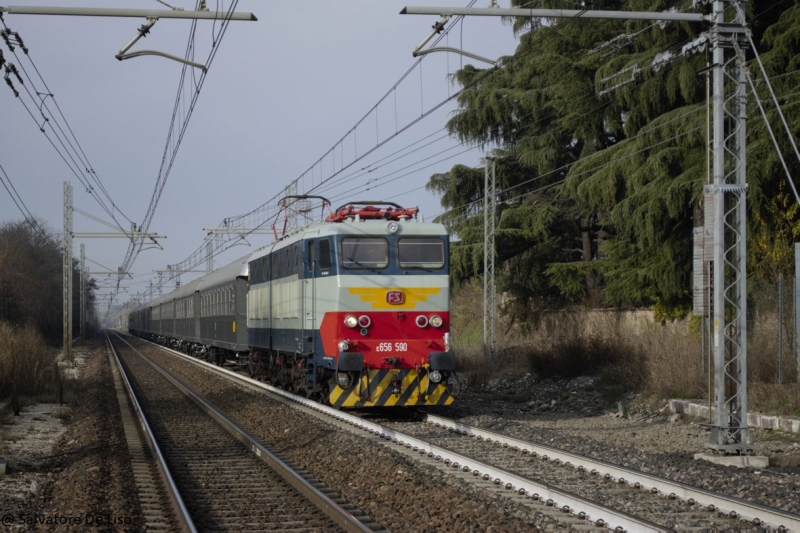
[110,333,378,533]
[124,334,668,532]
[418,412,800,532]
[105,333,196,533]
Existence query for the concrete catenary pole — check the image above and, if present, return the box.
[62,182,73,362]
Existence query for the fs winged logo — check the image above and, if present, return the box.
[386,291,404,305]
[348,287,440,309]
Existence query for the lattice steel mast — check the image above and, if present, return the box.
[706,0,751,453]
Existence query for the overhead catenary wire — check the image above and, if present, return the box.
[0,15,135,233]
[133,2,792,304]
[145,5,702,294]
[118,0,241,279]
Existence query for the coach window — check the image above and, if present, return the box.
[341,237,388,269]
[398,237,445,269]
[319,239,332,271]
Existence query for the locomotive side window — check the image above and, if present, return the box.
[398,238,445,269]
[341,237,388,269]
[319,239,332,271]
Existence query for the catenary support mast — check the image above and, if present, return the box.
[403,1,752,454]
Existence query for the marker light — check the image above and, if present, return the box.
[415,315,428,328]
[344,315,358,328]
[429,315,443,328]
[358,315,371,328]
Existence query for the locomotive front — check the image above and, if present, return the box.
[320,204,456,408]
[246,201,457,408]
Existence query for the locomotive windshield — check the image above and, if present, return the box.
[398,237,445,269]
[341,237,389,269]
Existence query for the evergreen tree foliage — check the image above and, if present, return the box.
[0,220,97,344]
[428,0,800,321]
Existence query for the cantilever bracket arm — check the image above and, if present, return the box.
[410,14,497,66]
[115,17,207,71]
[413,46,497,66]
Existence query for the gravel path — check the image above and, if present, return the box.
[0,343,144,532]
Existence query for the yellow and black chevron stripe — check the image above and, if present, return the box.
[329,369,455,408]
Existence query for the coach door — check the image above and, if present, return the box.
[302,238,316,356]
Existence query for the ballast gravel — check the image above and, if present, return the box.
[20,338,797,532]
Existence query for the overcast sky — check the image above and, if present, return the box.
[0,0,519,316]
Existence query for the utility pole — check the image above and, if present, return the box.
[62,182,73,363]
[80,243,85,342]
[403,1,756,457]
[483,157,496,362]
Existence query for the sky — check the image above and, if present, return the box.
[0,0,520,319]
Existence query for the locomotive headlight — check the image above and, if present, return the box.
[337,372,354,389]
[387,221,400,234]
[358,315,371,328]
[429,315,443,328]
[338,340,350,353]
[344,315,358,328]
[429,370,443,384]
[415,315,428,328]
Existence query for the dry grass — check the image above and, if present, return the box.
[0,322,61,416]
[450,282,800,415]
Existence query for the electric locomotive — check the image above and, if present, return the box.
[247,200,457,408]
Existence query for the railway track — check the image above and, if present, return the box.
[107,333,386,533]
[121,333,800,531]
[383,411,800,531]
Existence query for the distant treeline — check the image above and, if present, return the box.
[0,220,97,345]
